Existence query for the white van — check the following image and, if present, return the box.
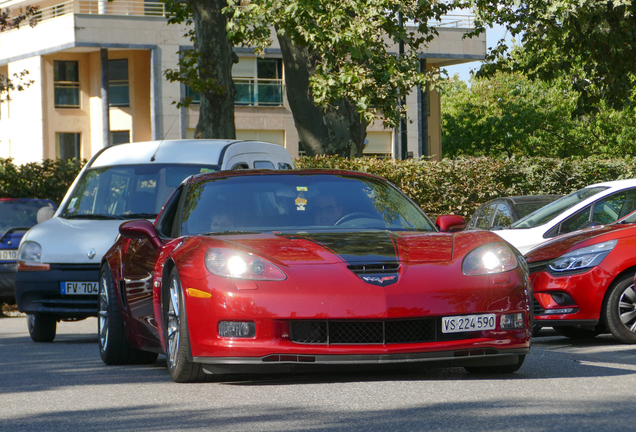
[15,139,294,342]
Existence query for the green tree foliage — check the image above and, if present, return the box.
[466,0,636,115]
[441,71,636,158]
[1,6,39,102]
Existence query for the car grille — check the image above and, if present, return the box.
[290,318,469,345]
[527,260,549,274]
[49,263,101,272]
[347,263,400,274]
[533,298,545,316]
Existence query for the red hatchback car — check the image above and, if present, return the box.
[99,170,532,382]
[526,212,636,343]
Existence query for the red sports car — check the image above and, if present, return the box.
[526,211,636,343]
[98,170,532,382]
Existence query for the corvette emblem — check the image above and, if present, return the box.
[360,275,397,286]
[87,248,96,260]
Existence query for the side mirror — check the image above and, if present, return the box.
[119,220,163,249]
[436,215,467,233]
[37,206,56,223]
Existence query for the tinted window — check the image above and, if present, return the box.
[559,207,591,234]
[0,200,56,232]
[254,161,275,169]
[511,187,607,229]
[592,189,636,224]
[492,203,513,228]
[180,174,435,235]
[470,203,497,229]
[61,164,219,219]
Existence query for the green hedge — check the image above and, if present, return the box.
[296,155,636,218]
[3,155,636,218]
[0,158,85,206]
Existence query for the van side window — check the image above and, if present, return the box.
[278,162,293,170]
[232,162,249,170]
[254,161,275,169]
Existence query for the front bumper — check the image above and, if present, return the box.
[195,347,530,375]
[0,263,17,302]
[531,267,609,324]
[14,264,100,318]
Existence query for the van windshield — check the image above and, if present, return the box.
[509,186,608,229]
[60,164,219,219]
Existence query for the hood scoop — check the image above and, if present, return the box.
[348,263,400,286]
[347,263,400,274]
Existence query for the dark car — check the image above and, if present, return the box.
[98,169,531,382]
[468,195,563,231]
[0,198,57,303]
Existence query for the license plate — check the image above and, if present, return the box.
[441,314,496,333]
[0,250,17,261]
[61,281,99,295]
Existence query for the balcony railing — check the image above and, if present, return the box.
[6,2,474,29]
[186,78,285,107]
[22,0,166,26]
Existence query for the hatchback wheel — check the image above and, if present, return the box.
[604,274,636,344]
[27,313,56,342]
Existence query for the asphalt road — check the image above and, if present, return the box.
[1,316,636,432]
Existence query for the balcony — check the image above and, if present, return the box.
[187,79,285,108]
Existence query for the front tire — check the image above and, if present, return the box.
[165,268,208,383]
[98,264,158,365]
[464,355,526,374]
[604,274,636,344]
[27,313,56,342]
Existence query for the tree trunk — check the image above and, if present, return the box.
[188,0,237,139]
[277,34,367,157]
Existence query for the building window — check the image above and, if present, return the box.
[111,131,130,145]
[184,58,284,107]
[56,133,80,160]
[54,61,80,108]
[108,59,130,107]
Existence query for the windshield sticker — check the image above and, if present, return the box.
[68,198,78,210]
[200,168,215,173]
[295,192,307,211]
[296,186,308,191]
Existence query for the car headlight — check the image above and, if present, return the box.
[17,241,50,271]
[548,239,617,272]
[462,243,518,276]
[205,248,286,281]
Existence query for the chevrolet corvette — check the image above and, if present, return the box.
[98,170,532,382]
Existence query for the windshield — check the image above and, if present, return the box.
[61,164,219,219]
[0,200,55,232]
[181,174,435,234]
[510,187,608,229]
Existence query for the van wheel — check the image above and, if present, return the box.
[27,314,56,342]
[99,264,158,365]
[464,355,525,374]
[604,274,636,344]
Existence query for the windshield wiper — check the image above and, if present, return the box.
[64,214,126,220]
[122,213,158,219]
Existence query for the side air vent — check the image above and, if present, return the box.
[348,263,400,274]
[527,260,549,274]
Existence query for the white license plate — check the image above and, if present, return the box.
[0,250,17,261]
[441,314,496,333]
[61,281,99,295]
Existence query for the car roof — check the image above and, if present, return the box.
[89,139,290,168]
[586,178,636,189]
[506,195,563,204]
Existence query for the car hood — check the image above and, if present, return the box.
[21,217,125,264]
[525,223,636,262]
[210,231,455,265]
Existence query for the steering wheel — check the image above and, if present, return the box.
[334,212,379,226]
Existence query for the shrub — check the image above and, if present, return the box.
[0,158,85,206]
[296,155,636,218]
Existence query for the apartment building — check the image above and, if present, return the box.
[0,0,486,164]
